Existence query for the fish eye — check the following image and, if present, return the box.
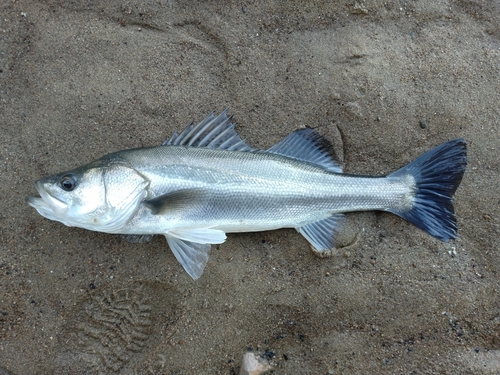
[60,174,77,191]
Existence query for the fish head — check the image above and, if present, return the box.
[26,160,149,233]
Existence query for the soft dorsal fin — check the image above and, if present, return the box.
[163,109,255,151]
[267,127,342,173]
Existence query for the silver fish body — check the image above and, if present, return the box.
[114,146,411,234]
[27,110,467,279]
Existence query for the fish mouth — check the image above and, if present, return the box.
[26,180,68,219]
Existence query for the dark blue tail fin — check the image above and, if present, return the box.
[388,139,467,241]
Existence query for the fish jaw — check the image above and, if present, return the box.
[26,179,70,223]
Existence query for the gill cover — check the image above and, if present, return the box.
[93,165,149,232]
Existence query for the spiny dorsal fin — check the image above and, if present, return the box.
[163,109,255,151]
[267,127,342,173]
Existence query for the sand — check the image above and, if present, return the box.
[1,0,499,374]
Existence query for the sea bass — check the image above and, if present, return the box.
[27,110,467,279]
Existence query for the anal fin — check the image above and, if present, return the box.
[296,214,345,252]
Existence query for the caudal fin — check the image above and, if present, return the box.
[388,139,467,241]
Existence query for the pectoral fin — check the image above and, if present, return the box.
[296,214,345,252]
[165,228,227,279]
[144,189,208,215]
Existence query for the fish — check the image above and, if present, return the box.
[26,110,467,279]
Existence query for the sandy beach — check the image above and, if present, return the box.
[0,1,499,373]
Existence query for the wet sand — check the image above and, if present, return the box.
[1,1,499,374]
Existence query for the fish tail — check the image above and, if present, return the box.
[388,139,467,241]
